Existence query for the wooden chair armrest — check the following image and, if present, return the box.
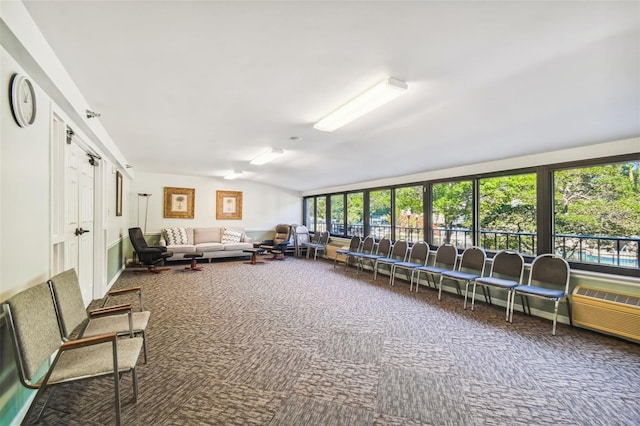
[108,286,141,297]
[89,303,132,318]
[60,333,117,350]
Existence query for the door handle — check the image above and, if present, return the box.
[75,228,90,236]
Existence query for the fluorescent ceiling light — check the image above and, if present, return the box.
[250,148,284,165]
[224,170,243,180]
[314,77,408,132]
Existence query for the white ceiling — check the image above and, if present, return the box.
[22,1,640,192]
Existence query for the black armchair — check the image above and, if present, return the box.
[129,227,173,273]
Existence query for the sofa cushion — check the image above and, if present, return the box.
[223,242,253,251]
[194,227,221,244]
[195,242,225,252]
[166,244,196,254]
[221,228,243,243]
[164,227,189,246]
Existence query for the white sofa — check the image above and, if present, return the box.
[159,227,253,262]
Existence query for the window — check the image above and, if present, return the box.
[479,173,536,255]
[431,181,473,248]
[317,196,327,232]
[395,185,423,242]
[330,194,345,236]
[554,161,639,268]
[304,197,315,232]
[369,189,391,239]
[347,192,364,237]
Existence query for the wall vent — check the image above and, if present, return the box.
[572,286,640,342]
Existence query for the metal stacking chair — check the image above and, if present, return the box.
[413,243,458,292]
[510,253,572,335]
[471,250,524,319]
[357,237,392,275]
[373,240,408,282]
[49,268,151,362]
[439,246,486,307]
[390,241,430,288]
[346,235,376,273]
[306,230,330,260]
[292,224,311,257]
[3,282,143,425]
[334,235,361,268]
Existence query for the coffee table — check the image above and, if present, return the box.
[243,248,266,265]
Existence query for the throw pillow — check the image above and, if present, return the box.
[164,227,189,246]
[221,228,243,243]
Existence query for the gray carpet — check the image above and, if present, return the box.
[30,256,640,425]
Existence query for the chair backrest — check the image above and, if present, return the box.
[389,240,409,261]
[376,238,392,258]
[129,227,149,251]
[48,268,88,338]
[407,241,430,264]
[4,282,62,384]
[459,246,486,274]
[347,236,361,251]
[528,253,570,292]
[273,224,291,245]
[360,236,376,254]
[433,243,458,268]
[490,250,525,281]
[318,231,330,245]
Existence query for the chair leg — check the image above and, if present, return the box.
[32,386,53,423]
[552,299,560,335]
[566,298,573,327]
[470,282,477,310]
[463,281,470,309]
[438,275,444,300]
[132,367,139,402]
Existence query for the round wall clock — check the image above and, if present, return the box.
[10,73,37,127]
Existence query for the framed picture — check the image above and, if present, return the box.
[115,171,123,217]
[164,187,195,218]
[216,190,242,220]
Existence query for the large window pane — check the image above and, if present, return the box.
[479,173,536,255]
[304,198,315,231]
[554,161,640,268]
[432,181,473,248]
[369,189,391,239]
[316,196,327,232]
[395,185,423,242]
[347,192,364,237]
[330,194,345,236]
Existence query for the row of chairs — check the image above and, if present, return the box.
[334,236,572,335]
[3,269,149,424]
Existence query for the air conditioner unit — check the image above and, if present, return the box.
[572,286,640,342]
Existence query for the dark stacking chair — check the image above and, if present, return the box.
[261,224,292,260]
[334,235,361,268]
[305,230,330,260]
[357,237,392,274]
[471,250,525,319]
[510,253,572,335]
[413,243,458,292]
[373,240,408,282]
[439,246,486,307]
[3,281,143,425]
[49,268,151,362]
[346,235,376,273]
[129,227,173,273]
[390,241,430,288]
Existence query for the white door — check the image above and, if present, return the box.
[65,141,95,305]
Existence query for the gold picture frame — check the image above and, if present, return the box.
[216,190,242,220]
[164,187,195,218]
[115,171,123,217]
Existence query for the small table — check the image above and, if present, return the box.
[243,248,266,265]
[183,252,204,271]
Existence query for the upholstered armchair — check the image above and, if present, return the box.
[261,224,292,260]
[129,227,173,272]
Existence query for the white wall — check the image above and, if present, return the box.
[0,49,51,301]
[132,172,302,233]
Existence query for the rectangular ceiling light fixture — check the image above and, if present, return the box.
[249,148,284,165]
[314,77,408,132]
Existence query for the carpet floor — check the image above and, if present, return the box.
[30,256,640,425]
